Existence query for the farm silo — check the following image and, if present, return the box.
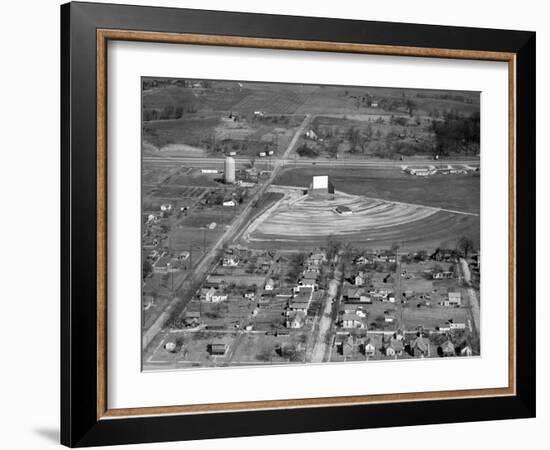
[224,156,236,184]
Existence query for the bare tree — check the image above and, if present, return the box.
[457,236,475,259]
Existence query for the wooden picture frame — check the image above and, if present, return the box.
[61,1,535,447]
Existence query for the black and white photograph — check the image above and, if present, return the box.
[141,78,481,370]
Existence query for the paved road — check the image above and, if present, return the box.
[144,155,480,169]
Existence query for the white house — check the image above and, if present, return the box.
[203,287,227,303]
[222,256,239,267]
[305,129,318,140]
[160,203,173,212]
[342,314,366,329]
[444,292,461,306]
[223,200,237,207]
[264,278,275,291]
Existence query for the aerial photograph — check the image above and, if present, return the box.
[141,77,481,370]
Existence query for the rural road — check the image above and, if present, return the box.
[460,258,480,335]
[144,155,480,169]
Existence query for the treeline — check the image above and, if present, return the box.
[416,92,477,104]
[143,104,197,121]
[432,111,480,155]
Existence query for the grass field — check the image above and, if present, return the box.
[274,167,480,214]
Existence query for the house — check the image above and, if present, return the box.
[201,287,227,303]
[443,292,461,306]
[354,271,367,286]
[384,314,396,323]
[286,311,306,329]
[460,344,474,357]
[335,335,354,356]
[153,255,179,274]
[222,199,237,207]
[177,251,190,261]
[354,255,370,266]
[342,303,367,317]
[264,278,275,291]
[289,288,313,312]
[305,129,318,140]
[164,341,177,352]
[209,340,227,355]
[222,255,239,267]
[184,311,201,327]
[341,313,366,329]
[433,271,453,279]
[344,287,365,303]
[295,278,317,292]
[441,340,456,357]
[363,339,377,358]
[160,203,173,212]
[385,337,404,356]
[243,291,255,300]
[302,270,319,280]
[410,336,431,358]
[431,248,456,262]
[308,252,327,267]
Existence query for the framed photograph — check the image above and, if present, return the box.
[61,1,536,447]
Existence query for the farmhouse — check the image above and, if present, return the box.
[222,199,237,207]
[160,203,173,212]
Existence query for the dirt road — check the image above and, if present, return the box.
[310,259,342,363]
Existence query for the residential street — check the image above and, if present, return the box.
[310,258,342,363]
[460,257,480,335]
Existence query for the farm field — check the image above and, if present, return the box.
[143,112,305,158]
